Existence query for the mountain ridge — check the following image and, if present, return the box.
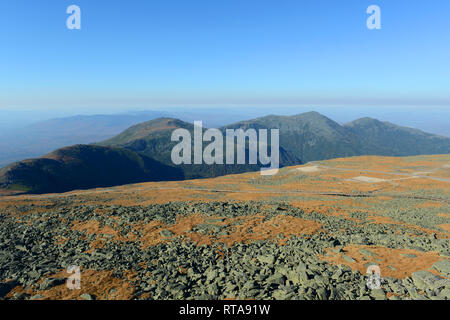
[1,111,449,194]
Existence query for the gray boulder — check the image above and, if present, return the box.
[433,260,450,276]
[411,271,441,290]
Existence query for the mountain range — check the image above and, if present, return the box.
[0,109,257,168]
[1,111,449,194]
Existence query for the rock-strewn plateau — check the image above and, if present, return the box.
[1,155,449,300]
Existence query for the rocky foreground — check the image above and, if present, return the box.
[1,155,449,300]
[0,201,449,300]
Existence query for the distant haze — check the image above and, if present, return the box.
[1,106,448,136]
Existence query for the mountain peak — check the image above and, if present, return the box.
[132,117,187,129]
[100,117,192,146]
[297,110,326,117]
[345,117,384,126]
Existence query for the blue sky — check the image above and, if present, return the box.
[1,0,450,112]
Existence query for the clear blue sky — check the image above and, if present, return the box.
[1,0,449,112]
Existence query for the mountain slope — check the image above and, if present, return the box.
[100,118,300,179]
[223,111,360,163]
[223,111,450,162]
[344,117,450,156]
[0,145,183,194]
